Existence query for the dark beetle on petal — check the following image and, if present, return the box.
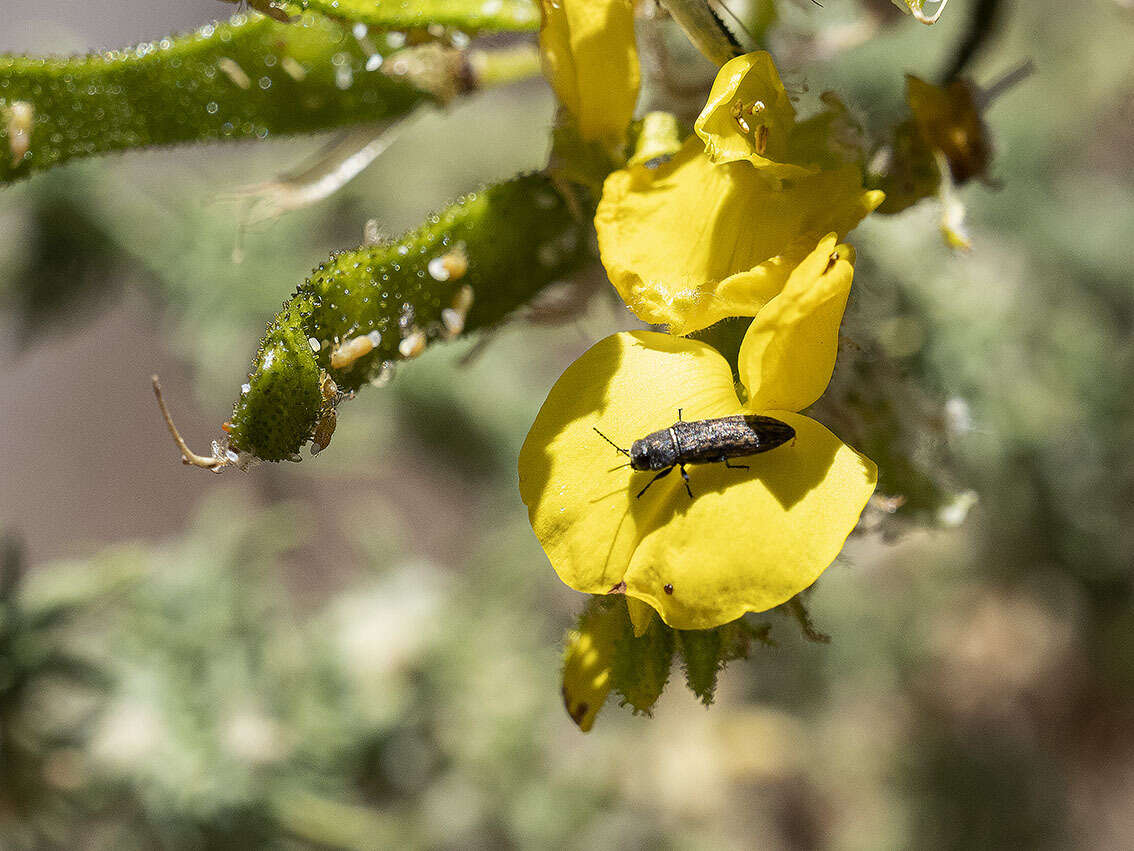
[595,410,795,498]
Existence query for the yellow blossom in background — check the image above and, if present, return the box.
[539,0,639,153]
[595,137,883,333]
[519,236,876,630]
[906,74,991,185]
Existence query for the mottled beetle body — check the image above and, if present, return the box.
[596,412,796,498]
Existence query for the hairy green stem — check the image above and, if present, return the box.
[0,12,540,185]
[289,0,539,31]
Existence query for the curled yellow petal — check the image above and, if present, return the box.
[595,137,883,333]
[626,596,656,636]
[739,235,855,413]
[628,111,683,168]
[562,600,624,732]
[539,0,639,151]
[694,51,809,176]
[520,331,877,631]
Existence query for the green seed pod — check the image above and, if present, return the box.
[223,173,587,461]
[0,13,432,184]
[306,173,586,393]
[228,295,323,462]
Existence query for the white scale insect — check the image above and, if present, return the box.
[7,101,34,167]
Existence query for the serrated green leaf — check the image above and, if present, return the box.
[0,13,432,185]
[611,614,674,716]
[292,0,539,32]
[677,627,723,705]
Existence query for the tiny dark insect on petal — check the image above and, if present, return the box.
[663,583,674,595]
[596,412,796,499]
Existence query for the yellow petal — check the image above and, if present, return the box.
[539,0,639,150]
[519,331,740,595]
[739,235,855,413]
[520,331,877,631]
[628,111,683,168]
[623,412,877,630]
[694,51,812,177]
[626,596,656,636]
[561,599,623,732]
[595,137,883,334]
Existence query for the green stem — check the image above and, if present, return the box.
[0,13,540,185]
[290,0,539,32]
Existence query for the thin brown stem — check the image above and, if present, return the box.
[151,375,226,472]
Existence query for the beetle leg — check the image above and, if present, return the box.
[637,466,673,498]
[679,464,693,499]
[723,459,749,470]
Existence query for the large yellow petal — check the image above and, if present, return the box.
[623,412,877,630]
[519,331,741,595]
[595,137,883,334]
[739,235,855,413]
[694,51,812,177]
[520,332,877,631]
[539,0,639,150]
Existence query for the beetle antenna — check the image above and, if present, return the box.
[593,426,629,457]
[152,375,228,472]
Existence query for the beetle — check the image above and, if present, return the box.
[594,410,795,498]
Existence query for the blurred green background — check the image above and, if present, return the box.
[2,0,1133,847]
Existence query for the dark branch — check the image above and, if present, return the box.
[941,0,1006,83]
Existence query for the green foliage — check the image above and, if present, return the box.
[0,13,433,185]
[228,173,587,460]
[0,536,115,840]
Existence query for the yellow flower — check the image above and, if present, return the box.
[694,51,811,178]
[595,136,883,333]
[539,0,639,153]
[519,236,877,630]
